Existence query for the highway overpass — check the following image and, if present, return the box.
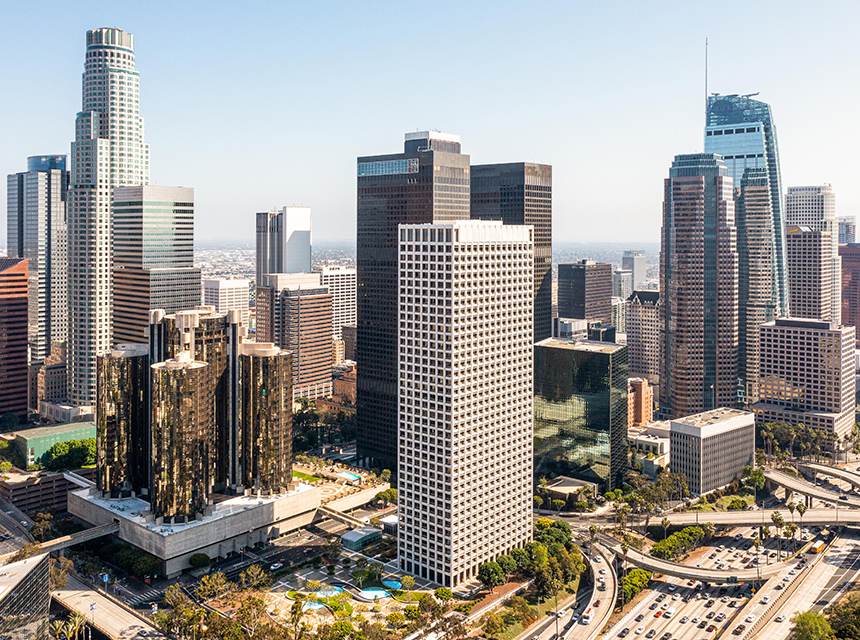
[764,469,860,508]
[659,507,860,528]
[569,543,617,640]
[800,463,860,490]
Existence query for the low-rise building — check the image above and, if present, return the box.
[628,377,654,427]
[669,408,755,496]
[0,467,96,515]
[12,421,96,468]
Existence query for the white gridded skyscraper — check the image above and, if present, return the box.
[396,220,534,587]
[319,266,356,340]
[68,27,149,405]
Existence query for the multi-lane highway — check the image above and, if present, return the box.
[800,463,860,490]
[659,507,860,527]
[765,469,860,508]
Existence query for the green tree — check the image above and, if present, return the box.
[400,575,415,590]
[30,512,54,542]
[478,561,505,592]
[497,554,517,576]
[239,563,271,590]
[380,468,392,483]
[197,572,232,601]
[482,612,507,639]
[792,611,835,640]
[533,495,544,509]
[43,438,96,471]
[386,612,406,628]
[660,517,671,540]
[434,587,453,602]
[771,511,785,560]
[551,498,565,512]
[827,593,860,639]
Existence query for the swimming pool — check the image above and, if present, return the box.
[303,600,326,611]
[381,579,402,590]
[339,471,362,481]
[359,587,390,600]
[317,586,344,597]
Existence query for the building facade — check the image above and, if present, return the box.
[318,266,356,341]
[0,553,51,640]
[255,206,312,284]
[660,154,738,417]
[628,377,653,427]
[669,408,755,496]
[786,225,833,321]
[613,268,633,301]
[6,155,69,363]
[0,258,30,421]
[839,216,856,245]
[202,277,251,323]
[705,93,786,316]
[753,318,856,447]
[736,168,775,406]
[534,338,629,491]
[625,290,660,387]
[622,250,647,290]
[840,243,860,345]
[397,221,533,587]
[356,131,471,470]
[470,162,553,342]
[557,260,612,324]
[113,185,201,343]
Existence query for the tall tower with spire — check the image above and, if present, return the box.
[68,27,149,405]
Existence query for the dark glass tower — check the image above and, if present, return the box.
[557,260,613,323]
[471,162,552,342]
[706,94,787,316]
[356,131,470,470]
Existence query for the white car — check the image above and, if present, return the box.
[745,615,755,624]
[635,627,644,635]
[270,562,283,571]
[761,596,770,605]
[776,615,786,623]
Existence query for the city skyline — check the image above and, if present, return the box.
[2,2,860,246]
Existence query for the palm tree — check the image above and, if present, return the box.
[796,501,807,534]
[660,517,671,540]
[771,512,785,560]
[49,620,67,640]
[787,502,796,525]
[703,521,716,541]
[588,524,598,550]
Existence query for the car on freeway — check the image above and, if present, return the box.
[680,617,689,624]
[745,615,755,624]
[634,627,644,635]
[595,601,601,607]
[646,630,656,639]
[775,615,786,623]
[635,614,645,622]
[706,612,715,619]
[707,625,717,632]
[733,624,747,635]
[654,611,663,618]
[618,628,630,638]
[691,617,699,624]
[705,599,715,608]
[761,596,770,604]
[659,633,671,640]
[698,621,708,629]
[649,602,659,610]
[269,562,283,571]
[656,594,666,602]
[716,613,726,622]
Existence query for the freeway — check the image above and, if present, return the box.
[800,462,860,490]
[53,575,166,639]
[658,507,860,527]
[764,469,860,508]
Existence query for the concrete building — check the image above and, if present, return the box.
[660,154,738,417]
[736,168,776,406]
[669,408,755,496]
[203,278,251,324]
[840,243,860,346]
[35,344,67,406]
[786,225,834,322]
[68,27,150,406]
[356,131,471,471]
[0,553,51,639]
[628,377,653,427]
[558,260,612,324]
[622,250,647,290]
[753,318,856,448]
[256,273,333,400]
[6,155,69,363]
[470,162,553,342]
[839,216,856,245]
[397,220,533,587]
[612,296,627,334]
[0,258,30,421]
[786,185,840,323]
[12,421,96,468]
[113,186,201,343]
[613,268,633,300]
[255,206,312,284]
[318,266,356,341]
[534,338,629,490]
[625,290,660,392]
[553,317,590,340]
[0,467,96,515]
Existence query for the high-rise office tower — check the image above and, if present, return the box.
[356,131,470,470]
[622,250,646,290]
[318,266,356,340]
[68,27,150,406]
[839,216,856,245]
[840,243,860,346]
[256,273,333,400]
[786,185,840,323]
[7,155,69,362]
[628,377,653,427]
[255,206,312,284]
[736,168,775,405]
[706,93,786,316]
[753,319,855,448]
[611,297,627,333]
[113,186,201,343]
[612,268,633,300]
[150,352,214,522]
[0,258,30,420]
[202,278,251,323]
[557,260,612,324]
[534,337,629,490]
[786,225,833,321]
[397,220,533,587]
[470,162,553,342]
[96,344,149,497]
[660,154,738,417]
[625,290,661,387]
[236,342,293,495]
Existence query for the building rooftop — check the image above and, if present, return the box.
[672,407,750,428]
[535,337,625,354]
[0,553,46,602]
[11,421,95,441]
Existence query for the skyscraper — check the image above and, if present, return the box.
[557,260,612,324]
[255,206,312,284]
[470,162,553,342]
[356,131,470,470]
[6,155,69,363]
[660,154,738,417]
[202,278,251,324]
[0,258,30,421]
[786,185,840,323]
[612,268,633,300]
[705,93,786,316]
[113,186,201,343]
[736,168,775,405]
[318,266,356,340]
[625,290,661,387]
[840,243,860,345]
[68,27,150,406]
[622,250,647,290]
[397,220,533,587]
[786,225,833,321]
[839,216,856,245]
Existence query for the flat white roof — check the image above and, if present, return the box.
[0,553,46,601]
[670,408,754,438]
[404,130,461,144]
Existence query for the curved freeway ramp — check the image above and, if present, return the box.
[765,469,860,508]
[565,543,617,640]
[597,534,792,584]
[800,463,860,489]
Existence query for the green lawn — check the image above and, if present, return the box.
[689,494,755,512]
[293,470,321,482]
[496,579,580,640]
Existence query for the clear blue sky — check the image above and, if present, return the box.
[2,1,859,245]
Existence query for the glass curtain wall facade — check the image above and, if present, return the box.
[0,554,50,640]
[705,94,787,316]
[533,339,629,490]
